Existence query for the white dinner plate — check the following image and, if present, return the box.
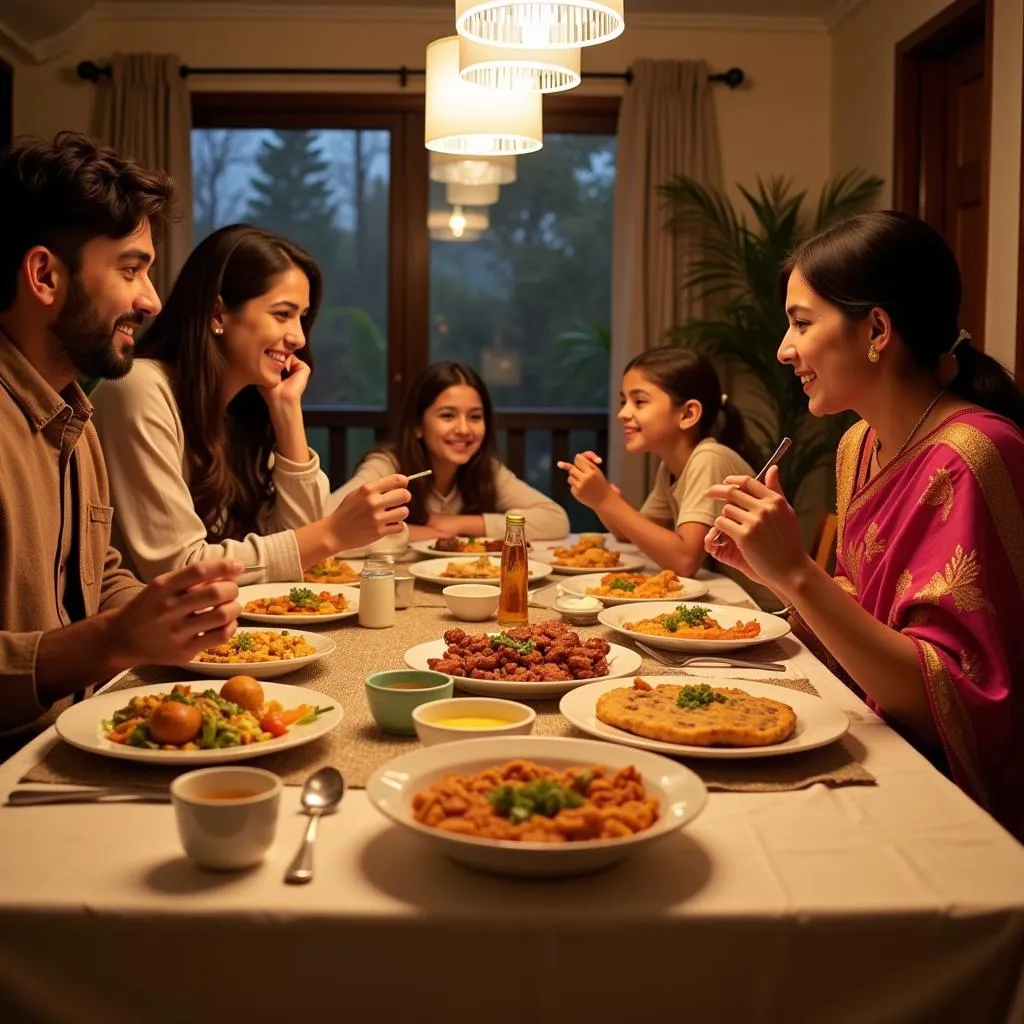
[597,601,791,653]
[303,557,365,585]
[559,676,850,759]
[403,636,642,699]
[408,557,553,587]
[366,735,707,877]
[237,583,360,625]
[530,542,648,575]
[55,680,343,765]
[409,538,507,558]
[185,627,337,680]
[559,572,709,605]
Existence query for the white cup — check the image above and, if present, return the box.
[170,767,282,871]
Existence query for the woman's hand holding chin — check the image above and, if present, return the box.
[259,354,310,414]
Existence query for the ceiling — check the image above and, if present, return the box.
[1,0,850,61]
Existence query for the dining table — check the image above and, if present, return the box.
[0,549,1023,1024]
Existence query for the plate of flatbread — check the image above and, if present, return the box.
[559,676,849,758]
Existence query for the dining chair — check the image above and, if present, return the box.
[812,511,838,572]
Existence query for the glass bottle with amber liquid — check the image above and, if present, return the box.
[498,513,529,628]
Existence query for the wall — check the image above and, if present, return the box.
[831,0,1024,374]
[11,8,833,199]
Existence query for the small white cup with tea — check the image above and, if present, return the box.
[170,766,282,871]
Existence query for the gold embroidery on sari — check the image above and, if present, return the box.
[913,545,995,613]
[834,575,857,596]
[916,639,988,806]
[835,421,870,556]
[960,648,981,684]
[919,467,954,521]
[844,521,886,595]
[889,570,913,626]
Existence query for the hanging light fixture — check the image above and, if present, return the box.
[425,36,543,155]
[429,152,518,186]
[459,37,581,92]
[455,1,625,49]
[428,205,490,241]
[445,181,501,206]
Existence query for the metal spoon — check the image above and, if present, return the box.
[284,766,344,885]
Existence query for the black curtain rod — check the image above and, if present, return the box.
[77,60,745,89]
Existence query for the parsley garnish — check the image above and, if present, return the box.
[488,778,585,823]
[289,587,320,609]
[609,578,637,592]
[490,632,535,656]
[662,604,712,632]
[677,683,728,710]
[235,631,254,651]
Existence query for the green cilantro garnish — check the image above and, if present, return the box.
[676,683,729,710]
[488,778,585,823]
[289,587,321,609]
[609,578,637,592]
[308,563,328,576]
[235,631,253,651]
[662,604,712,632]
[490,632,535,656]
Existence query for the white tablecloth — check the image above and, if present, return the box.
[1,570,1023,1023]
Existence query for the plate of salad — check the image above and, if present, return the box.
[55,678,342,764]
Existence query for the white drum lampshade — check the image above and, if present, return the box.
[428,206,490,241]
[445,181,501,206]
[425,36,543,155]
[429,152,518,186]
[455,1,625,49]
[459,37,581,92]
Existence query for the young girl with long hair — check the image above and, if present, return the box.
[558,346,757,580]
[705,210,1024,839]
[332,361,569,541]
[92,224,410,582]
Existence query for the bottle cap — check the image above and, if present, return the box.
[505,513,526,525]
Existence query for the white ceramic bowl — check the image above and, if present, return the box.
[366,735,708,878]
[442,583,500,622]
[412,697,536,746]
[553,593,602,625]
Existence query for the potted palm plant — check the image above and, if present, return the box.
[659,171,884,511]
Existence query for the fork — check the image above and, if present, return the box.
[634,640,785,672]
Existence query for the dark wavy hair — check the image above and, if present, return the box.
[624,346,757,465]
[137,224,323,542]
[0,131,174,311]
[380,361,498,524]
[781,210,1024,431]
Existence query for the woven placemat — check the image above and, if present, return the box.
[22,589,871,792]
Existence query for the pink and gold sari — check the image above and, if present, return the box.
[829,408,1024,839]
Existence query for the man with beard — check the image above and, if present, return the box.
[0,131,243,750]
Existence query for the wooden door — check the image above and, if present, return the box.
[894,0,992,349]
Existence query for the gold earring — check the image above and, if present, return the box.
[867,344,880,363]
[213,326,224,336]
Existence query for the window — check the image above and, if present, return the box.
[191,94,617,527]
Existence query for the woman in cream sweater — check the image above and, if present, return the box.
[92,224,410,582]
[332,362,568,541]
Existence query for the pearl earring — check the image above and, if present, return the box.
[867,344,880,363]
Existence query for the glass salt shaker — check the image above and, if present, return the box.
[358,557,395,629]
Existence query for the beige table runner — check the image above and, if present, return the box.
[24,588,872,792]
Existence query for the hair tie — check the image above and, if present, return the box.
[720,393,729,406]
[949,329,971,356]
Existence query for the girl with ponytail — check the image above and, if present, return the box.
[705,209,1024,839]
[558,345,757,581]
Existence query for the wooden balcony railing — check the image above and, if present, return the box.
[303,406,608,507]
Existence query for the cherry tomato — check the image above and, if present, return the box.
[260,712,287,737]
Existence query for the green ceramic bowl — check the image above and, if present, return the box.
[364,670,454,735]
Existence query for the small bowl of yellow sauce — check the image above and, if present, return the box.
[412,697,536,747]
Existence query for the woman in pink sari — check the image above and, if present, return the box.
[706,211,1024,840]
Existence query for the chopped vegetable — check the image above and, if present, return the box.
[609,578,637,592]
[676,683,729,710]
[490,632,535,656]
[662,604,712,632]
[235,631,254,651]
[488,777,585,823]
[287,587,321,609]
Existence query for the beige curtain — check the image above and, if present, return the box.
[95,53,193,301]
[608,60,722,504]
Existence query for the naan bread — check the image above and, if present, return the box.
[596,680,796,747]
